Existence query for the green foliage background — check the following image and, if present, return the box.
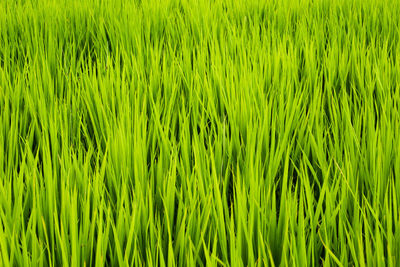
[0,0,400,266]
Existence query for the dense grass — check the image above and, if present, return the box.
[1,0,400,266]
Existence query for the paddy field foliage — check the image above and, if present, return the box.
[0,0,400,266]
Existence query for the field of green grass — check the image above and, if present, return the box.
[1,0,400,266]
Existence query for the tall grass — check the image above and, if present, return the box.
[1,0,400,266]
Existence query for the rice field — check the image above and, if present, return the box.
[1,0,400,266]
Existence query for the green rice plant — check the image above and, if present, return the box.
[0,0,400,266]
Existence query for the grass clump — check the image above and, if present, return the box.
[1,0,400,266]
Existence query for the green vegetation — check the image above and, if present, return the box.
[1,0,400,266]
